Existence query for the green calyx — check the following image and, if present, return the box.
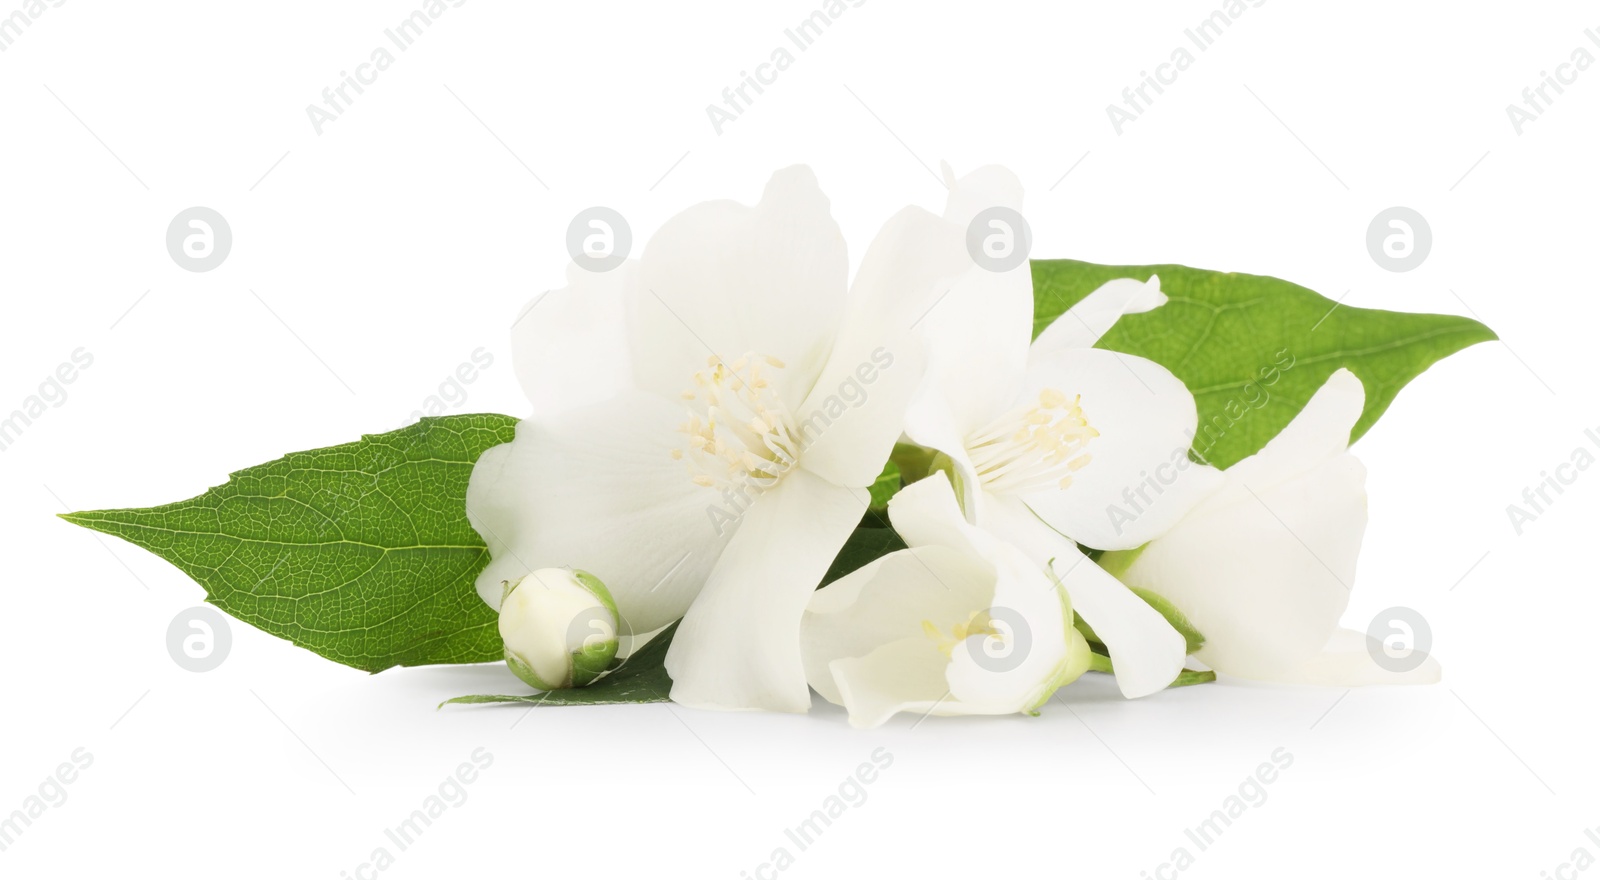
[570,568,621,626]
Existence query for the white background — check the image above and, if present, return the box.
[2,1,1597,877]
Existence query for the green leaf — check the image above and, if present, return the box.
[1031,260,1496,469]
[442,622,678,707]
[822,523,908,588]
[867,459,901,511]
[60,415,517,673]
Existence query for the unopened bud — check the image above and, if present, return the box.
[499,568,620,690]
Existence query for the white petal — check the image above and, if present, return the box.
[885,469,975,549]
[943,556,1071,713]
[629,165,849,409]
[893,474,1072,710]
[829,639,956,729]
[939,162,1025,228]
[983,495,1186,698]
[464,391,732,634]
[901,167,1033,489]
[1029,275,1166,357]
[804,473,1071,724]
[803,544,994,706]
[901,386,989,523]
[796,206,971,488]
[1214,368,1365,508]
[512,261,637,416]
[1267,627,1442,686]
[1016,348,1223,549]
[1124,453,1368,681]
[665,470,870,713]
[903,256,1033,450]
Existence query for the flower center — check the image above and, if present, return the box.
[672,352,801,492]
[921,611,998,658]
[964,388,1097,495]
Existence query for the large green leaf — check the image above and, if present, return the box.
[1032,260,1497,469]
[61,415,516,672]
[444,622,679,707]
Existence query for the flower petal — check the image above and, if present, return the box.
[1016,348,1223,549]
[902,169,1036,499]
[464,391,732,634]
[665,470,870,713]
[902,388,990,523]
[943,581,1071,714]
[796,205,971,488]
[939,161,1026,228]
[921,163,1032,435]
[1029,275,1166,357]
[887,467,987,555]
[892,474,1074,710]
[828,639,956,729]
[1212,368,1365,509]
[512,261,638,416]
[803,544,993,706]
[902,257,1032,445]
[902,168,1035,497]
[1270,627,1442,686]
[627,166,848,410]
[983,494,1187,698]
[1124,453,1368,681]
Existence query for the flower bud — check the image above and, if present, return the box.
[499,568,620,690]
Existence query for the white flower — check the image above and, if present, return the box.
[1111,368,1441,685]
[499,568,620,690]
[901,174,1223,697]
[466,167,974,712]
[801,471,1091,728]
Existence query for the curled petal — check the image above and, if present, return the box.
[1030,275,1166,356]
